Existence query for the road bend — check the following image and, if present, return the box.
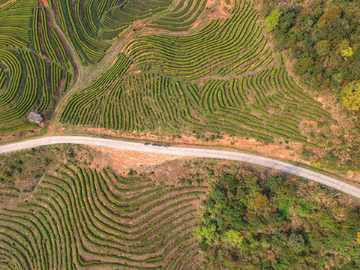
[1,136,359,199]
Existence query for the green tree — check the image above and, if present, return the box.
[266,176,285,192]
[316,40,331,56]
[341,80,360,111]
[224,230,243,248]
[265,9,283,32]
[287,234,305,252]
[341,47,354,60]
[317,6,341,28]
[250,194,269,210]
[332,73,344,83]
[295,57,314,75]
[195,224,217,244]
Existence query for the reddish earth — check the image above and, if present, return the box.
[209,6,229,20]
[0,0,16,8]
[88,145,191,175]
[86,128,304,162]
[84,127,360,184]
[206,0,216,8]
[221,0,233,12]
[190,20,202,29]
[39,0,49,7]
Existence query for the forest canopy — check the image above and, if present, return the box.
[196,172,360,269]
[259,0,360,111]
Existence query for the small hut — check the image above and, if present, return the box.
[27,112,43,124]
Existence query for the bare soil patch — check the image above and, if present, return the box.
[209,6,229,20]
[0,0,16,8]
[88,145,189,176]
[206,0,216,8]
[38,0,49,7]
[86,127,303,162]
[190,20,202,29]
[221,0,233,12]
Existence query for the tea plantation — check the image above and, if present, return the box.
[0,163,206,269]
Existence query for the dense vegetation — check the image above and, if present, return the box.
[196,172,360,269]
[259,0,360,111]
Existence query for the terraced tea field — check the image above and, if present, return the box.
[0,164,206,269]
[60,0,333,145]
[0,0,73,135]
[0,0,334,148]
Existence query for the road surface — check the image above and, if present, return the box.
[1,136,359,199]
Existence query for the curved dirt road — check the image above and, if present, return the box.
[1,136,359,199]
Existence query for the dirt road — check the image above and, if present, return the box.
[1,136,359,199]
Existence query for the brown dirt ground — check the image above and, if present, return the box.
[39,0,49,7]
[84,127,360,184]
[86,127,304,162]
[206,0,216,8]
[0,0,16,8]
[190,20,202,29]
[221,0,233,12]
[88,145,192,176]
[209,6,229,20]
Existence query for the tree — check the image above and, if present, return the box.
[250,194,269,210]
[212,188,228,206]
[316,40,331,56]
[317,6,341,28]
[295,57,314,75]
[195,224,217,244]
[341,47,354,60]
[266,176,285,192]
[332,73,344,83]
[224,230,243,248]
[265,9,283,32]
[341,81,360,111]
[287,234,305,252]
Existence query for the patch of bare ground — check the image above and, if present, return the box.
[209,5,229,20]
[0,0,16,8]
[88,145,190,175]
[206,0,216,8]
[86,127,304,162]
[190,20,202,29]
[221,0,233,12]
